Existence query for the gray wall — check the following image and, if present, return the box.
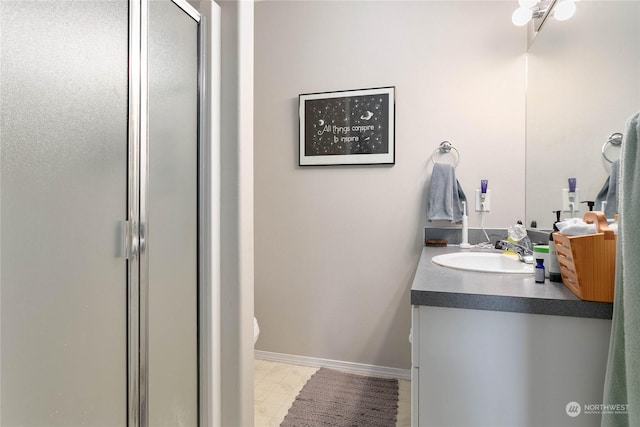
[254,1,526,369]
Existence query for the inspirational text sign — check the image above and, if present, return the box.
[299,87,395,166]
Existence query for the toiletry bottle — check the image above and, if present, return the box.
[549,210,562,282]
[533,245,549,278]
[581,201,595,212]
[535,259,545,283]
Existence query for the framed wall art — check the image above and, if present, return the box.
[298,86,395,166]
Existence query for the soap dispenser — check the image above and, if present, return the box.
[581,201,595,211]
[549,210,562,283]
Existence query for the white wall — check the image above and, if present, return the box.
[254,1,527,369]
[215,0,254,426]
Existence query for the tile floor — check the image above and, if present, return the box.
[254,359,411,427]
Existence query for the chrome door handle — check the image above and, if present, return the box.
[139,222,146,254]
[118,220,140,259]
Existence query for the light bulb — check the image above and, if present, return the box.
[554,0,576,21]
[512,7,533,26]
[518,0,539,8]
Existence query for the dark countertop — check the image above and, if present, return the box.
[411,246,613,319]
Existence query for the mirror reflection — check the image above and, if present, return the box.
[525,1,640,230]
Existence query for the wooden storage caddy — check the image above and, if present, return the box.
[552,211,616,303]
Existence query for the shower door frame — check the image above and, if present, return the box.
[127,1,212,426]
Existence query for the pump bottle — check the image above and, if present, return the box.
[549,210,562,282]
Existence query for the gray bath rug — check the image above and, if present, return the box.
[280,367,398,427]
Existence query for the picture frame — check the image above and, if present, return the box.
[298,86,395,166]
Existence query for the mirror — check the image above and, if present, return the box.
[525,1,640,230]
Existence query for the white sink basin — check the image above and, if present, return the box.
[432,252,534,274]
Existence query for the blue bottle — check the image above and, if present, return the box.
[535,258,545,283]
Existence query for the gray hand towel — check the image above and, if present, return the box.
[602,111,640,427]
[595,159,620,218]
[427,163,467,223]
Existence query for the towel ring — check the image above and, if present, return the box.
[601,132,623,163]
[431,141,460,168]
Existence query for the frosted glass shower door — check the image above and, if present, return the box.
[0,1,129,425]
[146,1,200,424]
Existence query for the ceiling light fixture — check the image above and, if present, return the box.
[553,0,577,21]
[511,0,576,27]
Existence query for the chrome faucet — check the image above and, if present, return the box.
[495,240,534,264]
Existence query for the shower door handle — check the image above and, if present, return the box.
[139,222,146,254]
[118,220,140,259]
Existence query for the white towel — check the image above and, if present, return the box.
[602,111,640,427]
[426,163,467,223]
[555,218,597,236]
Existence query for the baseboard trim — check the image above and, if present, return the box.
[254,350,411,381]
